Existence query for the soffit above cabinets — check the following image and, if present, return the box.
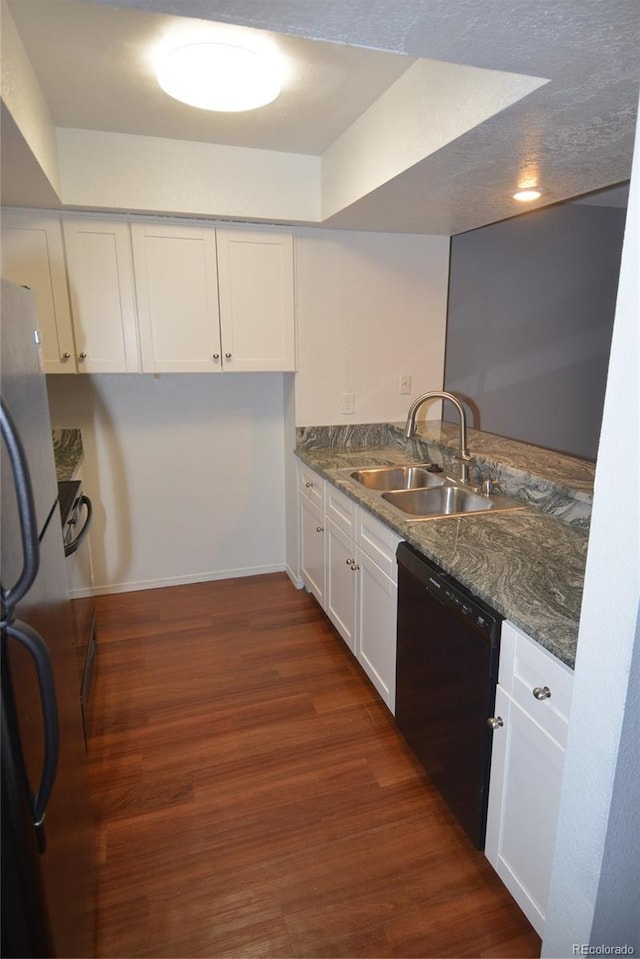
[2,0,639,234]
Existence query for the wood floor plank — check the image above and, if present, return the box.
[87,573,541,958]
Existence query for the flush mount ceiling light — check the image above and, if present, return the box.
[157,42,283,112]
[513,189,542,202]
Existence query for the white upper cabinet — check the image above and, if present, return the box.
[131,222,221,373]
[62,219,140,373]
[2,211,295,375]
[131,222,295,373]
[1,211,76,373]
[216,228,295,372]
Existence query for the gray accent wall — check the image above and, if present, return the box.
[444,202,626,460]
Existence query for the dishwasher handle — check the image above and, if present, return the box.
[64,494,93,557]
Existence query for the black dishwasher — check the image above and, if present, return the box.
[395,542,502,849]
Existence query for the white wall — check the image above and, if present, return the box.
[542,100,640,954]
[46,227,449,594]
[321,59,546,221]
[57,128,321,223]
[0,0,61,199]
[294,228,450,425]
[282,372,300,587]
[47,372,287,593]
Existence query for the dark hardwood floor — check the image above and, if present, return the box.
[85,573,540,958]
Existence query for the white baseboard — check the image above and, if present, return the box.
[68,563,287,598]
[285,564,305,590]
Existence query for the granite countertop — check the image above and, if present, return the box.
[52,428,83,482]
[296,423,591,669]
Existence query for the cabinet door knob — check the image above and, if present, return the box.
[487,716,504,730]
[533,685,551,701]
[225,352,232,359]
[62,352,71,360]
[345,558,353,565]
[350,562,360,571]
[78,352,87,360]
[305,482,313,488]
[212,353,220,360]
[315,526,324,533]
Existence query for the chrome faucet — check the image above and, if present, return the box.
[404,390,472,484]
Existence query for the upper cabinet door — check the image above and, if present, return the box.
[62,219,140,373]
[1,212,77,373]
[131,222,222,373]
[216,228,296,372]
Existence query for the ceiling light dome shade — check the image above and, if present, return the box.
[157,42,282,112]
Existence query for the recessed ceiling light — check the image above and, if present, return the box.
[157,42,283,112]
[513,189,542,202]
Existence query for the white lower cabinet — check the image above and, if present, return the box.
[356,546,398,710]
[300,495,325,606]
[300,465,400,713]
[326,518,357,653]
[485,621,574,937]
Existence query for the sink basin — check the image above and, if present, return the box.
[350,465,445,491]
[382,485,525,520]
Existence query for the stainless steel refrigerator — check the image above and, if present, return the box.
[1,280,96,957]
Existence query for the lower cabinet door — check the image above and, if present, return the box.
[325,520,357,652]
[485,685,566,937]
[356,550,397,712]
[300,497,325,605]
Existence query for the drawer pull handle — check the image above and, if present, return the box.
[533,685,552,701]
[487,716,504,730]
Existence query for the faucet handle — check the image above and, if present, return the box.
[481,477,501,496]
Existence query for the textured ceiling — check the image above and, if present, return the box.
[2,0,639,234]
[6,1,417,155]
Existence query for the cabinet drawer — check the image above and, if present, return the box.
[326,485,356,536]
[500,621,573,747]
[357,509,402,582]
[299,463,325,511]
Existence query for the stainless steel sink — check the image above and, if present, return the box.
[350,465,445,491]
[381,485,525,520]
[342,462,525,520]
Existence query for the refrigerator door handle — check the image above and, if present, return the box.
[0,398,39,611]
[64,494,93,557]
[4,617,60,852]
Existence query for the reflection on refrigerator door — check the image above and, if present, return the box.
[1,280,96,958]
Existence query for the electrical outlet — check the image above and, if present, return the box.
[340,392,355,415]
[399,374,412,394]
